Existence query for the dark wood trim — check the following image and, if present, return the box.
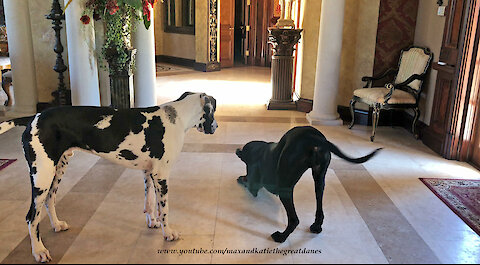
[163,0,195,35]
[164,25,195,35]
[155,55,195,68]
[37,102,53,113]
[194,62,221,72]
[338,105,427,136]
[295,98,312,113]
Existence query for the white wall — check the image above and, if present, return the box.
[414,0,446,125]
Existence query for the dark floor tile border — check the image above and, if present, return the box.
[333,165,440,264]
[216,115,308,124]
[182,143,243,154]
[1,160,125,264]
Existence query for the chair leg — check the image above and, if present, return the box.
[349,98,356,129]
[412,107,420,139]
[370,104,380,142]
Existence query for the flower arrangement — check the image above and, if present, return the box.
[65,0,160,74]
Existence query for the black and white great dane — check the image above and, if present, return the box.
[0,92,217,263]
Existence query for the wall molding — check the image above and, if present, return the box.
[337,104,428,137]
[296,98,312,113]
[155,55,196,68]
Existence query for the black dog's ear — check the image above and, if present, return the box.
[236,148,243,158]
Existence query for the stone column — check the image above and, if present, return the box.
[306,0,345,126]
[64,0,101,106]
[3,0,38,115]
[267,28,302,110]
[133,7,157,108]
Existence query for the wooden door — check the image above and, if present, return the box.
[245,0,274,67]
[220,0,235,68]
[423,0,480,162]
[422,0,468,157]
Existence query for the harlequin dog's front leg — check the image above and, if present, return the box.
[144,172,161,228]
[150,171,179,241]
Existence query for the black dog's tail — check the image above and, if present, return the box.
[0,116,35,135]
[317,140,382,164]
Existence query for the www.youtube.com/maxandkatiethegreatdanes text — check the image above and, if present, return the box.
[157,248,322,256]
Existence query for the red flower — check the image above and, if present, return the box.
[106,0,120,15]
[80,15,91,24]
[143,1,151,21]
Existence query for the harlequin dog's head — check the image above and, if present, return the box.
[195,93,217,134]
[175,92,218,134]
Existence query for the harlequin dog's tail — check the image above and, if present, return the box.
[0,116,35,135]
[315,141,382,164]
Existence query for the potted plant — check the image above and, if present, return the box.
[67,0,158,108]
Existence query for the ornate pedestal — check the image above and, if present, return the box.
[267,28,302,110]
[47,0,72,106]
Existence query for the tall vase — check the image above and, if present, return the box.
[107,48,136,109]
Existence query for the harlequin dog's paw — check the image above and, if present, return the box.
[163,227,180,241]
[33,247,52,263]
[310,223,323,234]
[271,231,287,243]
[145,214,161,229]
[53,221,69,233]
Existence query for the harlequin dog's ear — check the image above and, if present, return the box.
[199,93,218,134]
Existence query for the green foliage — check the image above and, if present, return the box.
[83,0,154,74]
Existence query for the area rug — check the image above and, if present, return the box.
[420,178,480,236]
[156,63,195,77]
[0,158,16,171]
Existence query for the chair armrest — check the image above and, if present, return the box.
[383,74,424,103]
[361,68,398,88]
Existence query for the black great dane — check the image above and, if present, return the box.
[0,92,217,263]
[236,126,381,243]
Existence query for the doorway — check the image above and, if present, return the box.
[220,0,278,68]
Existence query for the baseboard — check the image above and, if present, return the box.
[338,105,428,137]
[296,98,313,113]
[194,62,221,72]
[155,55,196,69]
[337,105,371,126]
[37,102,54,113]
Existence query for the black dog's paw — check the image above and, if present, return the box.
[310,223,323,234]
[248,187,259,197]
[237,176,247,186]
[271,231,287,243]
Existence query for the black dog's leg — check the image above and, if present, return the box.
[271,192,299,243]
[310,163,329,234]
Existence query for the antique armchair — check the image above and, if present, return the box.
[349,46,433,142]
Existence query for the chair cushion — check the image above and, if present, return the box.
[353,87,416,105]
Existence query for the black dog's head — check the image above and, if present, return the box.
[236,141,270,197]
[236,141,266,164]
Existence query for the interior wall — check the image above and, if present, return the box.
[337,0,380,107]
[195,0,209,64]
[28,0,70,103]
[297,0,321,101]
[298,0,380,107]
[154,2,196,61]
[414,0,446,125]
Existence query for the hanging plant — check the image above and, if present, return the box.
[65,0,160,74]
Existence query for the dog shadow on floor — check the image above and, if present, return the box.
[214,188,289,239]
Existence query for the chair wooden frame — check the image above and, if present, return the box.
[349,46,433,142]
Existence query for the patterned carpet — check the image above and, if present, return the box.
[156,63,195,77]
[421,178,480,236]
[0,158,15,171]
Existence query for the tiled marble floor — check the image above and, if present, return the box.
[0,66,479,264]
